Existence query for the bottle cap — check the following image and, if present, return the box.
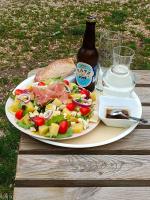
[87,15,96,23]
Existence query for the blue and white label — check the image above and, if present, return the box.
[76,62,94,87]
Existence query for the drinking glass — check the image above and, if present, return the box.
[99,31,121,69]
[96,30,121,91]
[112,46,135,75]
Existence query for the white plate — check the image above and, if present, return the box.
[5,75,99,141]
[5,75,142,148]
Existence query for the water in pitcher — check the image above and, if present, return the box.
[112,64,129,75]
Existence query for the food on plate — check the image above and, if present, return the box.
[9,78,98,139]
[15,109,23,120]
[32,82,69,106]
[35,58,75,82]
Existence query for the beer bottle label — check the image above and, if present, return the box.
[76,62,96,87]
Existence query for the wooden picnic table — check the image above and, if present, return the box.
[14,70,150,200]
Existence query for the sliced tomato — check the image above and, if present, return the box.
[59,121,68,134]
[15,109,23,120]
[33,116,45,126]
[64,80,69,85]
[80,88,90,98]
[80,107,91,116]
[15,89,25,95]
[66,102,76,111]
[38,82,46,86]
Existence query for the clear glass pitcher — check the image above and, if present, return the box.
[102,46,136,97]
[96,31,121,91]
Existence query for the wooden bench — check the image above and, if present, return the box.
[14,70,150,200]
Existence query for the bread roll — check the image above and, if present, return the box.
[34,58,75,82]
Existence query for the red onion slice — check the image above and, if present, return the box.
[43,110,53,119]
[72,99,92,107]
[23,89,30,93]
[17,93,30,104]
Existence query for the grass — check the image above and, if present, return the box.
[0,0,150,199]
[105,10,128,24]
[0,102,20,199]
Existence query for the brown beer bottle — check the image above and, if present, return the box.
[76,15,98,92]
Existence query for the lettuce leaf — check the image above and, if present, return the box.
[72,85,79,93]
[45,77,63,85]
[17,121,33,129]
[9,93,15,100]
[56,128,73,138]
[46,114,64,126]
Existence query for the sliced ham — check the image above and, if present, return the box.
[48,82,65,94]
[59,93,69,104]
[33,82,69,106]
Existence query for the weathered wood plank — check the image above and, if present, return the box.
[13,187,150,200]
[133,70,150,86]
[19,129,150,155]
[15,155,150,187]
[135,87,150,105]
[142,106,150,120]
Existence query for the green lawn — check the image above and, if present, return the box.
[0,0,150,199]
